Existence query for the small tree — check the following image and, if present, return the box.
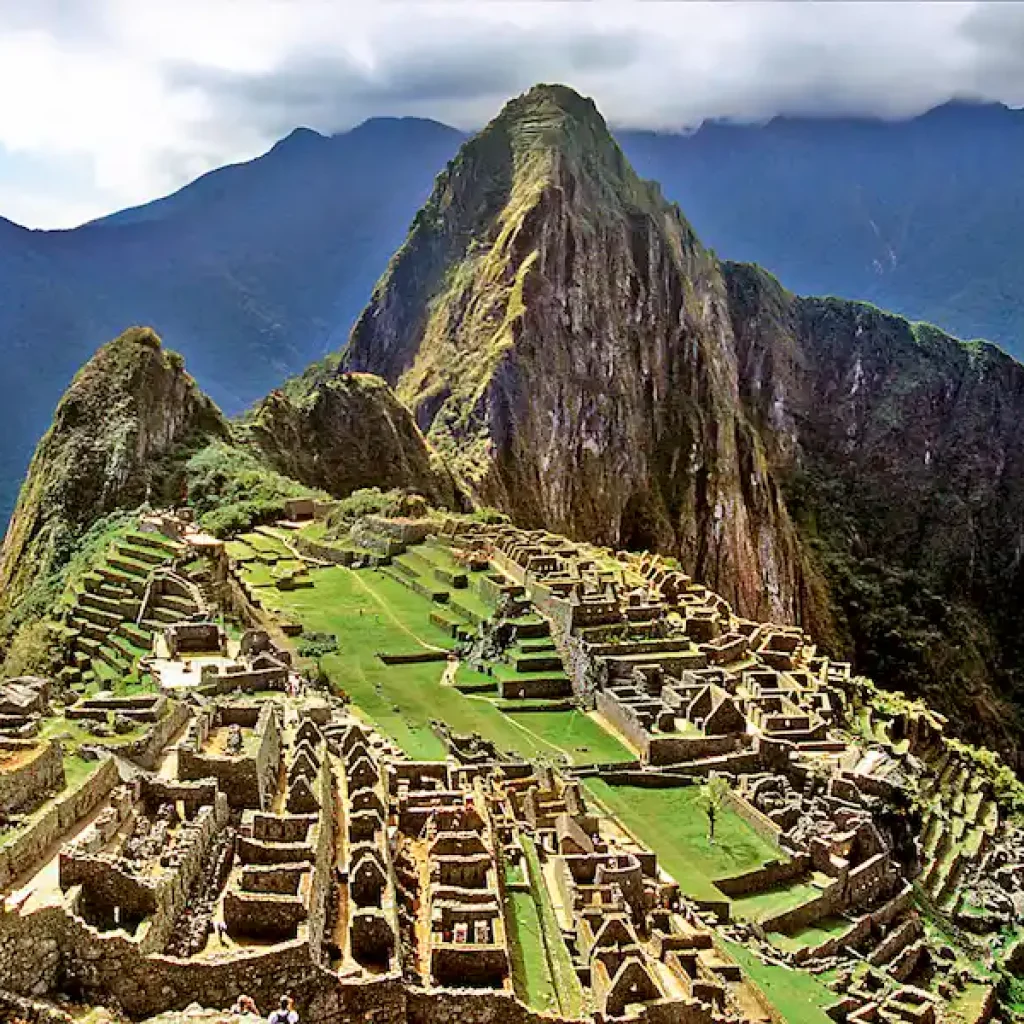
[704,773,730,845]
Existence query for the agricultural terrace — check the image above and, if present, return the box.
[233,531,632,765]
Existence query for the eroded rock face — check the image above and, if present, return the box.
[727,264,1024,762]
[342,83,1024,763]
[344,84,819,626]
[245,371,459,510]
[0,326,226,624]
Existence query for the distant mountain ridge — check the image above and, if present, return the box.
[0,116,464,523]
[4,99,1024,532]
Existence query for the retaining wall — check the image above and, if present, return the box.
[0,757,119,891]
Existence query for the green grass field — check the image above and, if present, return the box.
[583,781,783,904]
[506,887,559,1012]
[723,939,836,1024]
[730,878,824,923]
[521,837,585,1017]
[768,914,852,954]
[253,563,630,764]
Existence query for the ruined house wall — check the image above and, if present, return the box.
[721,789,783,846]
[596,690,651,751]
[178,705,281,809]
[713,854,812,897]
[60,801,226,953]
[0,758,118,891]
[0,739,64,815]
[116,701,191,771]
[646,734,746,767]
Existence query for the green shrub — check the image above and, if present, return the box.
[296,631,339,658]
[325,487,405,533]
[185,441,325,537]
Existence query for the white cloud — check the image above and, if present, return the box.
[0,1,1020,228]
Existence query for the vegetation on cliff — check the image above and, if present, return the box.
[341,83,1024,767]
[0,327,226,654]
[243,370,458,509]
[344,84,815,629]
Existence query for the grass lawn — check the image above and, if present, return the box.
[502,710,632,765]
[583,781,783,904]
[521,837,584,1018]
[506,888,559,1012]
[768,915,852,954]
[730,878,824,923]
[723,939,836,1024]
[254,564,628,765]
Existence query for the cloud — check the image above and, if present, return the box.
[0,1,1022,228]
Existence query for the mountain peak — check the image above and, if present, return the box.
[0,326,225,624]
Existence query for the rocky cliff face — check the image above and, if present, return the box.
[727,264,1024,761]
[245,369,458,508]
[344,84,820,626]
[0,327,226,628]
[342,84,1024,765]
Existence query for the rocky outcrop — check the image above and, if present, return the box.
[727,264,1024,761]
[341,83,1024,764]
[245,371,459,509]
[0,326,226,627]
[343,84,819,626]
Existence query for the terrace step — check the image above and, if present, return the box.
[72,617,111,643]
[106,554,153,579]
[96,581,134,602]
[147,605,184,625]
[95,644,131,674]
[121,623,152,649]
[79,592,127,616]
[116,542,170,566]
[95,566,148,595]
[156,594,198,615]
[513,654,564,673]
[127,531,182,556]
[75,604,123,630]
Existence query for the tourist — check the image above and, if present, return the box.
[232,994,259,1017]
[268,995,298,1024]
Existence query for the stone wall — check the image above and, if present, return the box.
[713,854,812,898]
[793,885,914,963]
[0,738,64,815]
[0,757,118,891]
[722,789,783,846]
[178,704,281,809]
[116,701,191,771]
[646,734,746,767]
[498,675,572,700]
[60,800,227,953]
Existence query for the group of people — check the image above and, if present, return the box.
[230,994,299,1023]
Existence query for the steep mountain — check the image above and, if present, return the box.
[0,117,463,524]
[0,324,463,676]
[618,101,1024,352]
[0,327,226,631]
[341,84,1024,767]
[726,266,1024,759]
[5,99,1024,535]
[343,84,821,628]
[243,367,459,508]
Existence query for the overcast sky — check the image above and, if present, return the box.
[2,1,1023,229]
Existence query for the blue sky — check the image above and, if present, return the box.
[1,1,1022,229]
